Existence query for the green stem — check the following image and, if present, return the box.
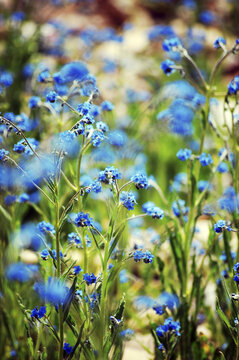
[34,323,44,359]
[55,187,64,360]
[183,51,208,91]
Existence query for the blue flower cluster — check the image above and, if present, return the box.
[228,75,239,95]
[120,191,137,211]
[172,199,189,218]
[31,306,46,319]
[131,172,149,190]
[213,220,231,233]
[83,273,97,285]
[120,329,134,339]
[98,166,121,184]
[68,232,82,246]
[37,221,55,235]
[198,153,213,166]
[176,148,192,161]
[161,59,176,76]
[233,263,239,283]
[63,342,73,355]
[74,212,93,227]
[156,317,181,337]
[133,250,154,264]
[142,202,164,219]
[33,278,68,305]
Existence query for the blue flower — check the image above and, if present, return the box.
[234,275,239,283]
[162,37,182,52]
[6,262,36,282]
[63,343,73,355]
[199,153,213,166]
[144,205,164,219]
[13,138,39,155]
[90,130,104,147]
[37,221,55,235]
[52,250,63,260]
[46,91,57,103]
[4,195,17,206]
[74,266,82,275]
[161,59,176,76]
[74,212,93,227]
[120,191,137,210]
[176,148,192,161]
[96,121,109,133]
[40,249,49,260]
[156,317,181,337]
[157,99,194,137]
[142,201,155,213]
[119,269,129,283]
[31,306,46,319]
[18,193,30,203]
[22,63,34,78]
[213,220,226,233]
[221,270,229,279]
[131,172,149,190]
[0,71,13,87]
[0,148,9,160]
[83,273,97,285]
[34,278,68,305]
[101,100,114,111]
[108,130,127,147]
[77,102,92,115]
[143,250,154,263]
[28,96,41,109]
[120,329,134,339]
[90,180,102,193]
[233,263,239,273]
[98,166,121,184]
[148,25,175,41]
[220,251,236,263]
[217,162,228,173]
[153,305,164,315]
[53,61,89,84]
[172,199,188,217]
[197,180,211,192]
[133,250,144,262]
[37,69,50,83]
[214,37,226,49]
[157,292,179,310]
[68,232,82,246]
[199,11,215,25]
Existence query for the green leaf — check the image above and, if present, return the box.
[63,277,77,322]
[216,299,237,344]
[69,321,85,360]
[114,293,125,320]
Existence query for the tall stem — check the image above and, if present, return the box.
[55,186,64,360]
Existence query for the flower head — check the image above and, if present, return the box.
[31,306,46,319]
[74,212,93,227]
[214,37,226,49]
[131,173,149,190]
[161,59,176,76]
[176,148,192,161]
[83,273,97,285]
[199,153,213,166]
[120,191,137,210]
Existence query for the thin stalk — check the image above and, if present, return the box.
[61,170,77,191]
[183,51,208,91]
[55,186,64,360]
[6,157,54,205]
[34,323,44,359]
[0,116,40,158]
[209,49,234,88]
